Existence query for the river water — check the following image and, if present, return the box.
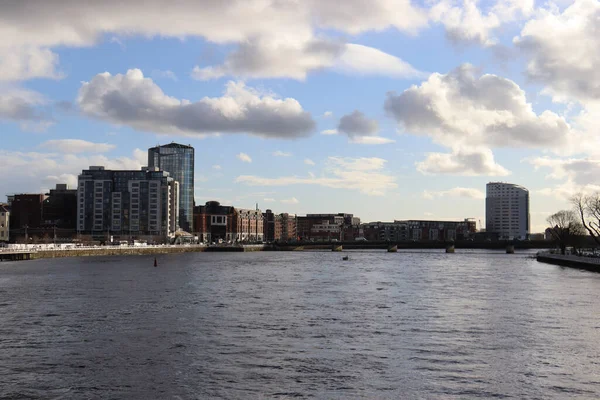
[1,250,600,399]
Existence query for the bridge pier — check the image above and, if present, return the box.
[387,245,398,252]
[332,245,343,252]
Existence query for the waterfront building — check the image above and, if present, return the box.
[362,221,409,241]
[194,202,264,243]
[7,193,47,243]
[42,184,77,230]
[296,213,358,241]
[263,210,297,242]
[360,219,475,242]
[235,208,264,242]
[486,182,530,240]
[0,204,9,242]
[263,209,281,242]
[280,213,297,242]
[148,143,194,233]
[404,219,476,241]
[194,201,235,243]
[77,166,179,243]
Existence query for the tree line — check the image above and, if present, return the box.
[547,193,600,255]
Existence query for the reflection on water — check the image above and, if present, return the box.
[1,250,599,399]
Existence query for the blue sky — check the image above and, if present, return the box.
[2,0,599,233]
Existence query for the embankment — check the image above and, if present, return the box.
[536,252,600,273]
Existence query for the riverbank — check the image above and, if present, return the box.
[536,252,600,273]
[0,244,266,261]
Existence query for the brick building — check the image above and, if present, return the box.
[194,201,236,243]
[8,193,46,242]
[263,210,296,242]
[194,202,264,243]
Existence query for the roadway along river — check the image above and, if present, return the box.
[1,250,599,399]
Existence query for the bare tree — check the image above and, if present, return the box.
[572,193,600,247]
[547,210,586,255]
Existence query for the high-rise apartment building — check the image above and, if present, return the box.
[77,166,179,242]
[0,205,9,242]
[148,143,194,233]
[486,182,530,240]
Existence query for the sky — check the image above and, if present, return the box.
[1,0,599,233]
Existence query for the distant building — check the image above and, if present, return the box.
[194,201,235,243]
[263,210,297,242]
[77,166,179,242]
[148,143,194,233]
[362,221,409,241]
[235,208,264,242]
[280,213,297,242]
[296,213,358,241]
[0,204,9,242]
[8,193,47,242]
[194,202,264,243]
[403,219,476,241]
[486,182,530,240]
[263,209,279,242]
[361,219,475,242]
[42,184,77,229]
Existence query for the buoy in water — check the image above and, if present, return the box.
[154,257,158,267]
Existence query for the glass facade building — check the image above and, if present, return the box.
[148,143,194,233]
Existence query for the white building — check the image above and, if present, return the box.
[486,182,530,240]
[0,205,9,242]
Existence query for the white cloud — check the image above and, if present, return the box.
[0,46,62,82]
[0,0,429,83]
[423,187,485,200]
[385,64,572,151]
[323,111,333,117]
[0,87,53,129]
[0,148,146,195]
[273,150,292,157]
[236,156,397,196]
[212,164,222,170]
[349,136,395,145]
[336,110,393,145]
[338,110,379,136]
[335,44,426,78]
[152,69,178,81]
[193,40,425,81]
[237,152,252,163]
[416,147,510,176]
[109,36,125,50]
[77,69,315,139]
[41,139,116,153]
[281,197,300,204]
[304,158,316,166]
[526,156,600,199]
[430,0,534,46]
[263,198,276,202]
[515,0,600,104]
[321,129,338,135]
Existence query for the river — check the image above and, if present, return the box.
[1,250,599,399]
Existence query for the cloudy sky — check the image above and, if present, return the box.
[2,0,599,232]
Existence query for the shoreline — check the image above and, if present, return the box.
[536,252,600,273]
[0,242,549,262]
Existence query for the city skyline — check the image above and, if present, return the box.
[2,1,598,234]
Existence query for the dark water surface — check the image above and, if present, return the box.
[1,250,600,399]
